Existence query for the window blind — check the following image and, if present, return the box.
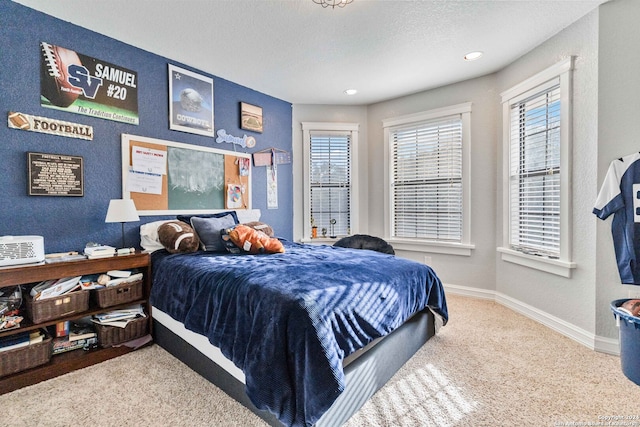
[390,115,463,241]
[309,132,351,236]
[509,83,561,256]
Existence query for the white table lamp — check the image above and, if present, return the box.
[105,199,140,248]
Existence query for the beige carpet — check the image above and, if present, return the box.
[2,294,639,426]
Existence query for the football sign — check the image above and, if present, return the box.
[8,112,93,141]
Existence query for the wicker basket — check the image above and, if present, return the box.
[25,290,89,324]
[0,333,52,377]
[92,280,143,308]
[96,316,148,348]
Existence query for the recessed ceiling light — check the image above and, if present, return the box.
[464,51,483,61]
[344,89,357,95]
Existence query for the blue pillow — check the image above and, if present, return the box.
[190,214,238,252]
[177,210,239,225]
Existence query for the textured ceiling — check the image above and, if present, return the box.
[14,0,607,105]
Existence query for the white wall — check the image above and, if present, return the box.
[291,105,369,240]
[366,75,498,291]
[293,75,498,292]
[494,8,600,334]
[596,0,640,339]
[291,0,639,346]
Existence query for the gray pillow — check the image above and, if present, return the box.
[190,214,238,252]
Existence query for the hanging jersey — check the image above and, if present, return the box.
[593,152,640,285]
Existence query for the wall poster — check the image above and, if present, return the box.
[121,134,251,215]
[168,64,214,137]
[267,165,278,209]
[40,41,139,125]
[28,152,84,197]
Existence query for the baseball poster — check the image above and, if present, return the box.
[40,41,139,125]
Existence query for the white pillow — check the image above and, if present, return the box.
[140,220,174,252]
[235,209,261,224]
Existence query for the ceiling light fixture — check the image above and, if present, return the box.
[464,51,484,61]
[344,89,357,95]
[313,0,354,9]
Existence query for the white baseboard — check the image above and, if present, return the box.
[594,335,620,356]
[442,283,495,301]
[442,283,620,356]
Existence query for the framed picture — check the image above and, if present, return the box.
[240,102,263,133]
[168,64,214,137]
[28,152,84,197]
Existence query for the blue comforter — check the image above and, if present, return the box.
[150,240,447,426]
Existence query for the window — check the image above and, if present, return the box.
[302,122,358,240]
[509,83,561,255]
[383,103,473,255]
[498,57,576,277]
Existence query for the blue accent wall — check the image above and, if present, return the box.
[0,2,293,253]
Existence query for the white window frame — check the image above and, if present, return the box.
[497,57,576,277]
[383,103,474,256]
[301,122,359,242]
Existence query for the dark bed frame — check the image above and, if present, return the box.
[153,308,436,426]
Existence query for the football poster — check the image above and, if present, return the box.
[40,41,139,125]
[168,64,214,137]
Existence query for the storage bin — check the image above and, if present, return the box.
[611,299,640,386]
[95,315,148,348]
[25,290,89,324]
[0,333,52,377]
[92,280,143,308]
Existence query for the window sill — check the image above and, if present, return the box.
[387,238,474,256]
[497,247,576,278]
[300,237,341,245]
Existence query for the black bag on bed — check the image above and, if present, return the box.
[333,234,395,255]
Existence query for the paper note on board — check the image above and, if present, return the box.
[132,145,167,175]
[127,169,163,195]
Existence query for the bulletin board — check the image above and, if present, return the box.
[121,134,251,215]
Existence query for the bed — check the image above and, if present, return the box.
[149,236,448,427]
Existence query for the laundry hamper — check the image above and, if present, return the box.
[611,299,640,386]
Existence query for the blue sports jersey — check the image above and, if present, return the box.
[593,152,640,285]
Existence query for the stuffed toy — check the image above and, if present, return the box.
[242,221,274,237]
[225,224,284,254]
[157,221,200,253]
[620,299,640,317]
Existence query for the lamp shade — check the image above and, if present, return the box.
[105,199,140,223]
